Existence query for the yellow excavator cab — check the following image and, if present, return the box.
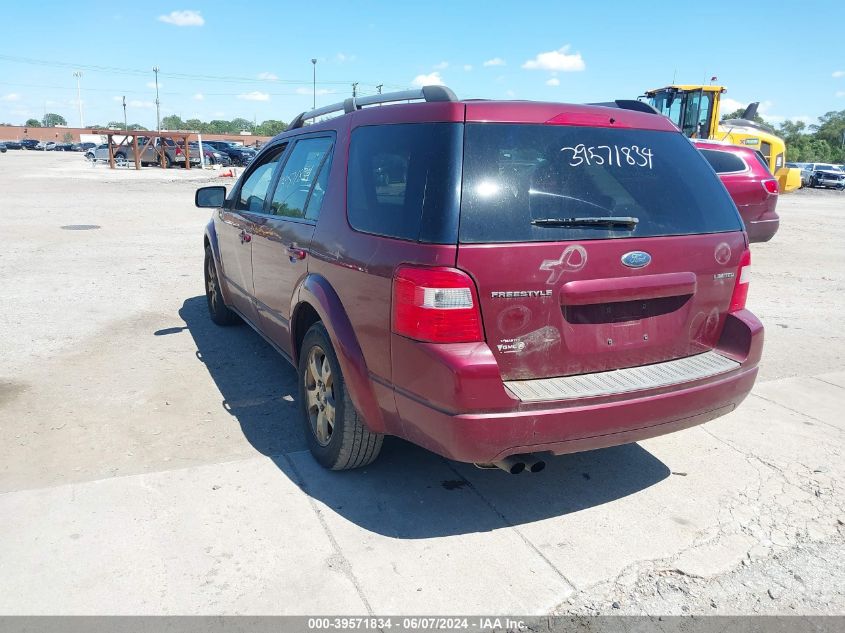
[643,85,801,192]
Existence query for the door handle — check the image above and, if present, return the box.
[287,245,307,261]
[239,230,251,244]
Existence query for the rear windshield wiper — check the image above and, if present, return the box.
[530,216,639,229]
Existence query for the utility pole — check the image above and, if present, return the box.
[152,66,161,132]
[122,96,127,131]
[352,82,358,98]
[73,71,84,127]
[376,84,383,94]
[311,58,317,109]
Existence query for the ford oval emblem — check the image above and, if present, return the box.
[621,251,651,268]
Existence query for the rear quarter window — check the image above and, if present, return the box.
[699,149,747,174]
[347,123,462,243]
[460,124,743,243]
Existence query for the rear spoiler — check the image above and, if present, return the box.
[588,100,661,115]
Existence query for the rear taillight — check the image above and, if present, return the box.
[176,147,183,156]
[761,179,779,194]
[392,266,483,343]
[729,250,751,312]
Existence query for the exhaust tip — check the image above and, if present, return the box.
[509,462,526,475]
[529,460,546,473]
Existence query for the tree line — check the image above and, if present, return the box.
[17,113,288,138]
[722,108,845,164]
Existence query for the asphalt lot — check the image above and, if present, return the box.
[0,150,843,615]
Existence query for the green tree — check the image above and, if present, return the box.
[161,114,186,130]
[721,107,767,126]
[184,118,205,132]
[230,118,253,133]
[42,113,67,127]
[25,118,41,128]
[128,123,147,131]
[809,110,845,161]
[255,119,287,136]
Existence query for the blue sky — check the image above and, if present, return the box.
[1,0,843,129]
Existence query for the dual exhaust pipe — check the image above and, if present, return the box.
[475,453,546,475]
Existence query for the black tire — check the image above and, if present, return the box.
[204,246,240,326]
[115,152,126,160]
[299,322,383,470]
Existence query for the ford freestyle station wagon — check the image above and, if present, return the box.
[195,86,763,474]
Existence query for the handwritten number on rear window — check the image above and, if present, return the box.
[561,144,653,169]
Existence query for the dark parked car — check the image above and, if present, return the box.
[188,142,232,166]
[71,142,96,152]
[203,140,256,166]
[0,143,6,153]
[19,139,38,150]
[3,140,23,150]
[694,139,780,242]
[195,86,762,473]
[53,142,74,152]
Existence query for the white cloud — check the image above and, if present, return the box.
[837,91,845,98]
[257,72,278,81]
[411,72,445,87]
[295,87,332,96]
[433,61,449,70]
[483,57,506,67]
[145,81,163,89]
[522,45,585,72]
[0,93,21,102]
[463,64,473,72]
[193,93,204,101]
[719,97,745,113]
[128,100,155,109]
[158,10,204,26]
[506,90,516,98]
[545,77,560,87]
[833,70,845,78]
[335,53,355,63]
[237,91,270,101]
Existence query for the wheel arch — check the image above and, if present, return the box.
[203,219,233,306]
[292,274,387,434]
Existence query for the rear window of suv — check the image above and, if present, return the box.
[460,124,742,243]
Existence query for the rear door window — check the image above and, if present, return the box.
[699,149,746,173]
[460,124,742,243]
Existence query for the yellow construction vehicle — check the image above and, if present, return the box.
[643,84,801,192]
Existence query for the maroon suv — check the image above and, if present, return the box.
[195,87,763,474]
[693,139,780,243]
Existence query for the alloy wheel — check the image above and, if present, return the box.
[304,345,335,446]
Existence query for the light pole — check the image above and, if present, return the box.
[122,96,127,132]
[73,71,84,127]
[376,84,383,95]
[311,58,317,109]
[352,82,358,98]
[152,66,161,131]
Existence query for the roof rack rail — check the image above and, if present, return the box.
[286,85,458,130]
[588,99,661,115]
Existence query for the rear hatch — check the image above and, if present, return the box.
[456,113,746,381]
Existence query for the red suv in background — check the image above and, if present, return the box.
[195,88,763,474]
[693,139,780,243]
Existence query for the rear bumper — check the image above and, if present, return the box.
[746,217,779,243]
[391,310,763,463]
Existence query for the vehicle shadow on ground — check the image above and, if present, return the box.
[179,295,670,538]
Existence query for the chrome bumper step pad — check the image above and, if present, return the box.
[504,351,741,403]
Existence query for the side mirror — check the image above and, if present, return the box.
[195,186,227,208]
